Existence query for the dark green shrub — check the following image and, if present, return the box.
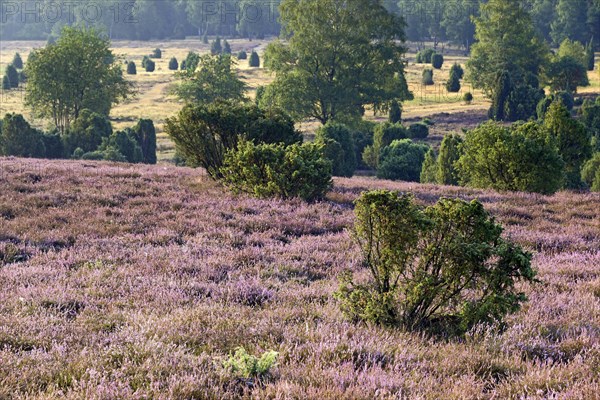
[420,149,437,183]
[131,119,157,164]
[585,39,595,71]
[0,113,45,158]
[223,40,232,54]
[145,59,156,72]
[389,100,402,123]
[183,52,200,72]
[63,109,113,155]
[446,71,461,93]
[436,134,463,185]
[504,83,544,122]
[544,56,590,93]
[126,61,137,75]
[151,48,162,59]
[377,139,430,182]
[221,140,332,202]
[315,122,357,177]
[416,49,435,64]
[581,152,600,190]
[431,53,444,69]
[12,53,23,69]
[180,60,187,70]
[211,37,223,55]
[362,122,408,169]
[543,101,592,189]
[489,70,512,121]
[537,92,574,120]
[237,51,248,60]
[17,70,25,83]
[408,122,429,139]
[5,65,19,88]
[168,57,179,71]
[2,75,9,90]
[456,121,565,194]
[579,99,600,151]
[42,132,64,159]
[351,123,375,170]
[450,63,464,79]
[463,92,473,104]
[335,190,535,334]
[142,56,150,68]
[165,101,301,179]
[72,148,84,159]
[422,69,434,85]
[249,51,260,67]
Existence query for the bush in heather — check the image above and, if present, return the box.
[237,51,248,60]
[145,59,156,72]
[388,100,402,123]
[0,113,45,158]
[377,139,429,182]
[436,134,463,185]
[450,63,464,79]
[408,122,429,139]
[362,122,408,169]
[98,129,143,163]
[42,131,64,159]
[315,122,357,177]
[446,70,461,92]
[126,61,137,75]
[131,119,157,164]
[420,149,437,183]
[431,53,444,69]
[416,49,435,64]
[142,55,150,68]
[12,53,23,69]
[222,347,279,382]
[63,109,113,155]
[151,48,162,59]
[335,190,535,334]
[221,139,332,201]
[168,57,179,71]
[456,121,564,194]
[249,51,260,67]
[422,69,434,85]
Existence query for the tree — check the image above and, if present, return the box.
[585,39,595,71]
[24,26,133,133]
[557,39,588,67]
[420,149,438,183]
[362,123,408,169]
[168,57,179,71]
[131,119,157,164]
[5,65,19,88]
[441,0,478,52]
[551,0,589,45]
[63,109,113,155]
[456,121,564,194]
[12,53,23,69]
[0,113,45,158]
[467,0,548,119]
[389,100,402,124]
[446,70,461,93]
[334,190,535,333]
[315,123,357,177]
[377,139,430,182]
[263,0,412,124]
[543,101,592,188]
[436,134,463,185]
[172,54,247,104]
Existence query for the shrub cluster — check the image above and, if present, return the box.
[335,190,536,334]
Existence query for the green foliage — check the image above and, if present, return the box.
[504,82,545,122]
[456,121,565,194]
[99,129,143,163]
[126,61,137,75]
[211,37,223,55]
[351,124,375,170]
[151,48,162,59]
[180,60,187,70]
[422,69,434,85]
[145,59,156,72]
[183,52,200,72]
[63,109,113,155]
[377,139,430,182]
[420,149,438,183]
[5,65,19,88]
[579,99,600,151]
[450,63,464,79]
[131,119,157,164]
[581,152,600,190]
[221,140,332,202]
[408,123,429,139]
[0,113,45,158]
[416,49,436,64]
[141,56,150,68]
[315,123,357,177]
[543,101,592,189]
[335,190,535,334]
[42,132,64,159]
[489,70,512,121]
[537,92,573,119]
[24,26,133,133]
[165,101,301,179]
[222,347,279,381]
[223,40,232,55]
[2,75,10,90]
[431,53,444,69]
[168,57,179,71]
[463,92,473,104]
[237,51,248,60]
[362,122,408,169]
[388,100,402,123]
[249,51,260,67]
[437,134,463,185]
[263,0,411,124]
[446,71,461,93]
[585,39,595,71]
[557,39,587,66]
[173,54,247,104]
[543,55,590,93]
[12,53,23,69]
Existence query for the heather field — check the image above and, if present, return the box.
[0,157,599,399]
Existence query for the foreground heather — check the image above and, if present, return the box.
[0,157,599,399]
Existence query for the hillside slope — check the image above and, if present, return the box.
[1,158,599,399]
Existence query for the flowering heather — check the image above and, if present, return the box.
[0,157,599,399]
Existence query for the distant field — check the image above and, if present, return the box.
[1,39,599,162]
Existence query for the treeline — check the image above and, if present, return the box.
[1,0,598,50]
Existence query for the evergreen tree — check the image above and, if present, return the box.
[5,64,19,88]
[249,51,260,67]
[389,100,402,123]
[12,53,23,69]
[127,61,137,75]
[420,149,438,183]
[436,134,463,185]
[169,57,179,70]
[211,37,223,55]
